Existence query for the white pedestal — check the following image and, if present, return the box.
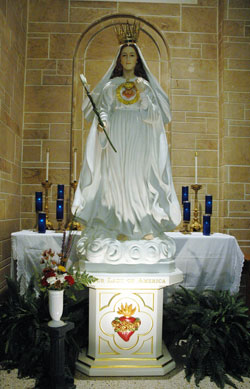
[76,269,183,376]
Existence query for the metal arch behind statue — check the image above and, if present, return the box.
[80,74,117,153]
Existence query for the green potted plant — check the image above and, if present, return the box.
[163,287,250,388]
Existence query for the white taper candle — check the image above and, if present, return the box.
[195,152,198,184]
[74,148,77,182]
[46,148,49,181]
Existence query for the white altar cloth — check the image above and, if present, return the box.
[11,230,244,295]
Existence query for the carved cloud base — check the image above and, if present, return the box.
[76,271,183,376]
[76,228,177,271]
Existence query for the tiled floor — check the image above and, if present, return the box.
[1,368,250,389]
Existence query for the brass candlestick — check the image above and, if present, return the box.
[57,219,63,232]
[180,220,191,234]
[71,180,77,193]
[66,181,82,231]
[190,184,202,232]
[42,180,54,230]
[34,211,38,230]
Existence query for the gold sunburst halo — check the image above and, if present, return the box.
[117,303,136,317]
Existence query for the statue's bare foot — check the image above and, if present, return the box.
[143,233,154,240]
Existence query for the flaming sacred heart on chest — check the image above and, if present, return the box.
[112,303,141,342]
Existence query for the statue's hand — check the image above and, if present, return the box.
[135,77,145,93]
[97,121,106,133]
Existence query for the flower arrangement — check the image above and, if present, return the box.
[39,230,96,294]
[40,249,75,290]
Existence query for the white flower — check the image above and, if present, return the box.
[80,74,87,85]
[47,276,57,285]
[57,274,67,283]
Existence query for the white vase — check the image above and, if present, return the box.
[48,289,65,327]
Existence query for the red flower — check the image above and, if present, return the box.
[65,275,75,286]
[43,269,56,278]
[42,249,55,260]
[41,277,49,287]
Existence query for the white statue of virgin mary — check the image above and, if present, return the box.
[72,25,181,263]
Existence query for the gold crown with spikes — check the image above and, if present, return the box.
[114,21,140,45]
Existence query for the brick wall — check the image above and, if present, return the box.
[0,0,27,293]
[221,0,250,255]
[21,0,249,252]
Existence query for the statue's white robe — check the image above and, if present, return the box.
[72,76,181,239]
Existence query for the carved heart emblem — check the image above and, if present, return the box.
[118,331,134,342]
[122,87,136,99]
[112,304,141,342]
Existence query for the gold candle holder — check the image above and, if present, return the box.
[42,180,54,230]
[180,220,191,234]
[66,181,82,231]
[71,180,77,193]
[190,184,202,232]
[34,211,38,230]
[57,219,63,232]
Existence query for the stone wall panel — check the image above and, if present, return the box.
[27,38,49,58]
[24,112,71,124]
[172,59,217,80]
[70,7,114,23]
[223,20,245,36]
[164,32,189,47]
[224,42,250,59]
[50,34,81,59]
[224,138,250,165]
[190,80,217,96]
[224,70,250,92]
[26,70,42,85]
[118,2,180,16]
[182,7,217,33]
[29,0,69,22]
[228,8,250,21]
[145,16,180,32]
[25,86,71,112]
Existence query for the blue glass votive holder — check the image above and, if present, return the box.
[183,201,191,222]
[38,212,46,233]
[35,192,43,212]
[205,195,213,215]
[203,214,211,236]
[57,184,64,200]
[56,199,64,220]
[182,186,189,203]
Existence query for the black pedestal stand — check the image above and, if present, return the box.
[47,322,76,389]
